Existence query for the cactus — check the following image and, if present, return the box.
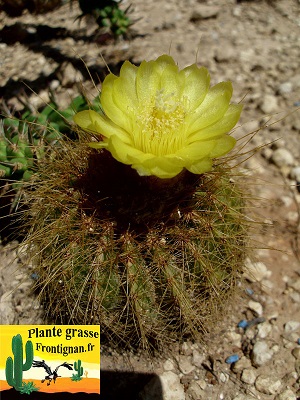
[0,94,101,179]
[0,94,101,220]
[22,137,248,350]
[77,0,132,37]
[19,381,40,394]
[5,334,34,391]
[21,57,248,351]
[71,360,83,381]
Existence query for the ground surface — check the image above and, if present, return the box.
[1,0,300,399]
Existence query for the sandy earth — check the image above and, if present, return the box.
[1,0,300,398]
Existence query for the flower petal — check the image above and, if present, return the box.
[179,64,210,111]
[134,155,183,178]
[175,140,217,162]
[73,109,100,131]
[113,61,138,114]
[100,74,134,132]
[136,60,161,103]
[74,110,131,143]
[187,104,243,142]
[186,81,233,133]
[209,135,236,158]
[154,54,177,72]
[159,64,181,98]
[186,158,213,175]
[108,135,147,165]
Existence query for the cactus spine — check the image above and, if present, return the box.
[5,334,34,391]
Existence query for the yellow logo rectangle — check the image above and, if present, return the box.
[0,325,100,395]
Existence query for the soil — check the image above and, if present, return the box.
[1,0,300,399]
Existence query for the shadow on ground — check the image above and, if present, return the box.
[1,371,162,400]
[101,370,163,400]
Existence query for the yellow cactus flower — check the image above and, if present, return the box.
[74,55,242,179]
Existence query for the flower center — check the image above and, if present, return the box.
[136,90,186,156]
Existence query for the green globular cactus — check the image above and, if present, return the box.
[0,94,101,220]
[71,360,83,381]
[5,334,34,391]
[77,0,132,37]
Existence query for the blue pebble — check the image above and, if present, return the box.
[297,338,300,345]
[30,273,39,280]
[238,320,248,329]
[294,101,300,107]
[225,354,239,364]
[245,288,254,295]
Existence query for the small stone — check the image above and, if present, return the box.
[190,5,220,21]
[280,195,294,207]
[0,292,15,324]
[283,332,299,348]
[192,349,205,368]
[244,258,271,282]
[178,356,195,375]
[50,79,60,91]
[261,279,274,291]
[292,347,300,359]
[284,321,300,333]
[248,300,263,316]
[275,389,297,400]
[282,371,298,386]
[232,356,252,373]
[255,375,282,395]
[232,6,242,17]
[261,147,273,160]
[180,341,192,356]
[259,94,279,114]
[163,358,175,371]
[59,62,83,87]
[251,341,273,367]
[290,166,300,181]
[257,322,272,338]
[278,81,293,95]
[219,372,228,383]
[197,379,207,390]
[186,381,205,399]
[271,344,280,354]
[140,371,185,400]
[287,278,300,292]
[271,148,294,168]
[241,368,257,385]
[226,331,242,346]
[245,328,256,340]
[289,291,300,303]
